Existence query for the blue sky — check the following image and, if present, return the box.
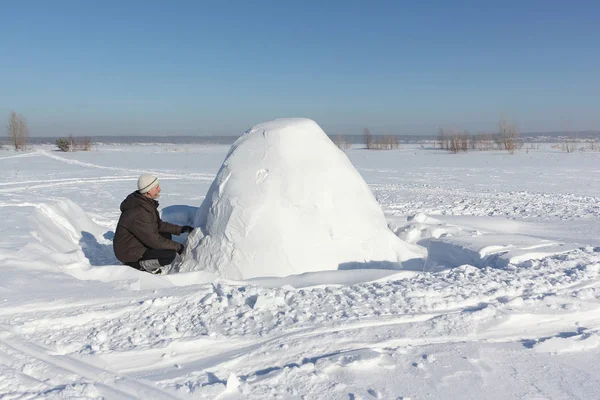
[1,0,598,136]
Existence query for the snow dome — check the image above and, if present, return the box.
[177,118,424,279]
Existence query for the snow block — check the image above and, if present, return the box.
[177,118,425,279]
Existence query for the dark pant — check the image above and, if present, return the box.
[126,248,177,271]
[125,232,177,272]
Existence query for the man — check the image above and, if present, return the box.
[113,173,194,274]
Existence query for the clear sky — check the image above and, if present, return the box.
[1,0,598,136]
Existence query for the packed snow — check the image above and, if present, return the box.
[1,127,600,399]
[177,119,424,279]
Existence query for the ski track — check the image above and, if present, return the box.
[0,201,44,208]
[0,327,183,400]
[0,177,144,194]
[0,152,41,160]
[37,150,215,182]
[0,177,141,187]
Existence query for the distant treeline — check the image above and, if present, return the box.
[10,131,600,146]
[22,135,241,145]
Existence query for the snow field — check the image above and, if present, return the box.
[1,140,600,398]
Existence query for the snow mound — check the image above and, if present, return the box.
[19,198,124,277]
[28,198,109,254]
[177,118,425,279]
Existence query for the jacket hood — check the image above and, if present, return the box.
[120,191,158,213]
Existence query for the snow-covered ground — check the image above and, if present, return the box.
[1,142,600,399]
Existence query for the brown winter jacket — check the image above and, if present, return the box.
[113,191,183,263]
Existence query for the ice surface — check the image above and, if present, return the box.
[177,118,424,278]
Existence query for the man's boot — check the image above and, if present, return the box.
[139,259,162,274]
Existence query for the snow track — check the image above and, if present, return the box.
[0,176,141,194]
[0,152,40,160]
[3,248,600,397]
[0,328,183,399]
[38,150,215,182]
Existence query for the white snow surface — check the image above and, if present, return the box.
[1,139,600,399]
[179,118,424,279]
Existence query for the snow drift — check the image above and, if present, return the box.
[177,118,424,279]
[28,198,110,255]
[22,198,120,273]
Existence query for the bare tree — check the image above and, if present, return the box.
[469,131,478,150]
[447,132,469,153]
[439,128,469,153]
[560,134,578,153]
[56,135,94,152]
[495,117,521,154]
[333,134,351,150]
[459,131,469,152]
[438,128,455,150]
[370,135,400,150]
[7,111,29,150]
[474,132,494,151]
[81,136,93,151]
[437,128,447,150]
[587,139,600,152]
[363,128,373,149]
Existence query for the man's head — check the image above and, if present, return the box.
[138,173,161,199]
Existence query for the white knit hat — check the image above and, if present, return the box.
[137,173,159,193]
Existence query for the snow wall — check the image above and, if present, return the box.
[177,118,425,279]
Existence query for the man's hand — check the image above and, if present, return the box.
[181,225,194,234]
[177,243,185,255]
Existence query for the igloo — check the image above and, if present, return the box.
[177,118,424,279]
